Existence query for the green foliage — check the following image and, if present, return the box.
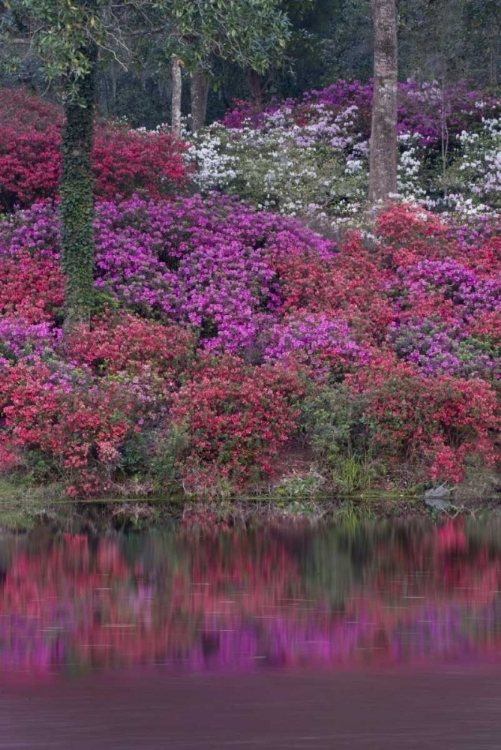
[150,425,188,490]
[166,0,291,74]
[300,385,367,464]
[7,0,104,99]
[273,470,325,498]
[298,385,382,492]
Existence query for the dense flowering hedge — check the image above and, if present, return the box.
[0,193,499,494]
[170,356,305,491]
[189,80,501,222]
[346,355,498,483]
[0,88,190,211]
[222,80,499,144]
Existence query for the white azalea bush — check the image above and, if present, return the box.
[443,117,501,211]
[188,109,369,219]
[186,81,500,224]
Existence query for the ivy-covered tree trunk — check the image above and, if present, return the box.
[368,0,398,204]
[191,68,208,132]
[59,41,98,329]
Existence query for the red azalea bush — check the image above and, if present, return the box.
[468,310,501,347]
[0,88,190,211]
[91,126,190,201]
[374,203,456,268]
[0,358,161,495]
[0,247,64,323]
[346,356,499,482]
[66,314,196,382]
[273,233,394,341]
[0,315,197,495]
[169,356,305,492]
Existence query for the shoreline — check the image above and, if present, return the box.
[1,481,500,533]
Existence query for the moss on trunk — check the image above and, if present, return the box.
[59,40,98,328]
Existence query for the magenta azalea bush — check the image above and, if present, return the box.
[1,195,334,352]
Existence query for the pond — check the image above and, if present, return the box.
[2,519,501,748]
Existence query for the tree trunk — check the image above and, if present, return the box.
[191,68,208,132]
[248,69,263,108]
[59,40,98,329]
[368,0,398,204]
[171,57,182,138]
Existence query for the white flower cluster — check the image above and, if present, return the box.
[155,95,501,228]
[446,118,501,208]
[187,107,369,220]
[397,133,426,198]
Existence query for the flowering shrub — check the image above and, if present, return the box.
[272,232,394,341]
[223,80,499,144]
[2,195,334,351]
[0,188,498,492]
[389,319,499,379]
[0,88,190,211]
[189,80,501,224]
[0,247,64,323]
[0,317,62,365]
[0,358,159,494]
[0,202,65,322]
[66,314,196,382]
[445,117,501,211]
[347,357,498,482]
[468,309,501,347]
[263,313,370,380]
[189,110,369,219]
[170,356,304,492]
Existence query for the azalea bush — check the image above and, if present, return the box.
[188,80,501,224]
[0,358,158,495]
[66,314,196,383]
[0,88,190,211]
[346,357,498,483]
[169,356,305,494]
[443,116,501,212]
[1,194,334,352]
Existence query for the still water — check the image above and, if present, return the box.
[2,519,501,748]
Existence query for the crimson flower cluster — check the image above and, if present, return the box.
[0,88,190,211]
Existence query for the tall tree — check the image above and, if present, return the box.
[4,0,104,325]
[368,0,397,204]
[2,0,168,325]
[166,0,291,130]
[171,56,183,137]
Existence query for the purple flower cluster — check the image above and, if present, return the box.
[223,79,500,147]
[399,259,501,315]
[1,195,499,389]
[1,195,336,352]
[389,319,499,379]
[264,313,370,380]
[0,201,61,259]
[0,318,61,363]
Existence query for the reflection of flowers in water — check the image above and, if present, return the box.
[1,523,501,676]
